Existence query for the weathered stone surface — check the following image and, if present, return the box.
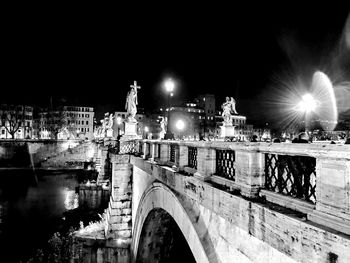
[110,201,131,209]
[110,223,130,231]
[130,149,350,263]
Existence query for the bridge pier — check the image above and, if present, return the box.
[105,154,133,243]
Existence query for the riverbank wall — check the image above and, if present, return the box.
[0,139,96,168]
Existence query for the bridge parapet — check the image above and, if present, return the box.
[135,139,350,235]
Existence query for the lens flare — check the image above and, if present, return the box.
[311,71,338,131]
[295,93,318,113]
[334,81,350,114]
[345,13,350,49]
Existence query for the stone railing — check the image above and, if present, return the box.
[135,139,350,235]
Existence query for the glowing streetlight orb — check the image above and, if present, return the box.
[144,126,149,132]
[295,93,317,113]
[175,120,185,131]
[116,117,122,125]
[164,79,175,93]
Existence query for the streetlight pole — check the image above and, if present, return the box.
[164,78,175,140]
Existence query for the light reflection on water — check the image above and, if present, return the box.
[63,187,79,210]
[0,170,80,263]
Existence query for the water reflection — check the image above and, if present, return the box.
[63,188,79,210]
[0,170,81,263]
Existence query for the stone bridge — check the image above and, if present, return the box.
[79,139,350,262]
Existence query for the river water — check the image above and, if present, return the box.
[0,169,102,263]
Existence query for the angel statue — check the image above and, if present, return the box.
[125,81,141,121]
[106,113,114,129]
[221,97,238,125]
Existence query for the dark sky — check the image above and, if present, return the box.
[2,5,350,124]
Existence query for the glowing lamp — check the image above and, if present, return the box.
[164,79,175,93]
[175,120,185,131]
[296,93,317,113]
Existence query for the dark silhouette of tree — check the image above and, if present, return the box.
[0,105,25,139]
[42,110,77,140]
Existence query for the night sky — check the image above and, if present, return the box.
[2,5,350,126]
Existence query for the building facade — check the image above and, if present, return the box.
[0,104,33,139]
[165,102,205,139]
[195,94,216,135]
[35,106,94,140]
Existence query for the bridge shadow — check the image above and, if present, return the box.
[136,208,196,263]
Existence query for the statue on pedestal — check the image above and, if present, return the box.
[220,96,238,140]
[125,81,141,121]
[106,113,114,137]
[122,81,142,139]
[159,116,166,139]
[221,97,238,125]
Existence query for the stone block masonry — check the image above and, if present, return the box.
[105,154,133,243]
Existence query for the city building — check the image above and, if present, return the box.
[164,102,205,139]
[35,106,94,140]
[0,104,33,139]
[195,94,216,135]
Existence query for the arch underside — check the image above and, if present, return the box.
[136,208,196,263]
[131,182,216,263]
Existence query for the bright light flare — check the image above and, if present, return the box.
[116,117,122,124]
[164,79,175,92]
[144,126,149,132]
[311,71,338,131]
[175,120,185,130]
[345,13,350,49]
[295,93,318,113]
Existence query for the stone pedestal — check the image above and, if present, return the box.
[235,151,265,198]
[106,128,113,138]
[194,148,215,181]
[124,120,138,137]
[220,125,236,138]
[307,158,350,235]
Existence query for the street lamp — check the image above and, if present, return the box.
[295,93,318,132]
[144,126,149,139]
[164,78,175,140]
[175,119,185,140]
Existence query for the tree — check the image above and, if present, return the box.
[0,105,25,139]
[41,110,77,140]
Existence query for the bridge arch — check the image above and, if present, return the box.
[130,182,212,263]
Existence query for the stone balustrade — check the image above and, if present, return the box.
[135,139,350,235]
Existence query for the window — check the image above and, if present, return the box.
[81,121,84,125]
[86,121,89,125]
[87,128,89,132]
[2,130,4,134]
